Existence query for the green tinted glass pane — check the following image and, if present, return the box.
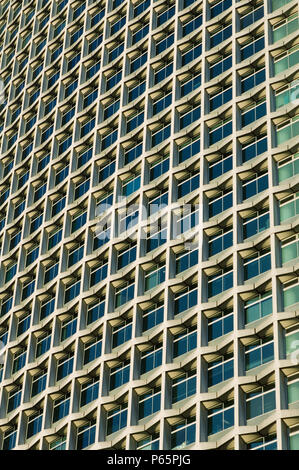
[286,331,299,355]
[284,285,299,307]
[246,303,260,323]
[275,57,288,74]
[293,119,299,137]
[290,433,299,450]
[288,381,299,404]
[261,297,272,317]
[277,125,291,144]
[279,162,293,181]
[282,242,299,263]
[289,50,299,67]
[280,201,295,221]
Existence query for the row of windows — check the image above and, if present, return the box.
[2,149,297,215]
[1,315,297,383]
[2,228,299,295]
[0,280,298,363]
[5,79,297,139]
[0,0,290,47]
[1,378,299,449]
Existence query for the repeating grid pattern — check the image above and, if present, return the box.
[0,0,298,451]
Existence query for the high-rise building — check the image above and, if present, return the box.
[0,0,298,451]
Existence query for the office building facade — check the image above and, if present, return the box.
[0,0,298,450]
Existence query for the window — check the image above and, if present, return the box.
[154,62,173,84]
[245,337,274,370]
[80,117,95,138]
[241,68,265,94]
[112,320,132,348]
[32,371,47,397]
[61,316,77,341]
[180,73,201,97]
[77,420,96,450]
[240,4,264,29]
[3,428,17,450]
[209,119,232,145]
[172,371,196,404]
[101,129,118,150]
[103,99,120,120]
[108,42,124,62]
[151,124,171,147]
[179,105,201,129]
[144,265,165,291]
[181,43,202,66]
[207,401,234,435]
[7,386,22,412]
[173,327,197,358]
[74,178,90,199]
[17,313,31,336]
[174,286,198,315]
[209,86,232,111]
[115,282,135,308]
[274,46,299,75]
[70,27,83,45]
[281,234,299,265]
[83,337,102,364]
[21,279,35,301]
[182,14,202,36]
[283,280,299,309]
[246,385,275,420]
[52,394,70,423]
[288,377,299,407]
[5,263,17,283]
[138,388,161,419]
[176,248,198,274]
[87,299,105,325]
[109,361,130,390]
[278,153,299,183]
[68,244,84,268]
[106,70,122,90]
[208,310,233,341]
[134,0,150,17]
[243,210,270,240]
[99,160,115,181]
[208,228,233,256]
[40,297,55,321]
[126,111,144,132]
[132,24,149,44]
[142,304,164,331]
[155,33,174,55]
[171,417,196,449]
[36,333,51,357]
[128,81,146,102]
[243,250,271,280]
[209,54,232,79]
[56,354,74,381]
[272,14,298,43]
[83,89,98,109]
[27,411,43,438]
[107,404,128,435]
[241,100,266,127]
[208,189,233,218]
[140,345,163,374]
[208,354,234,386]
[130,51,147,73]
[64,280,81,303]
[242,135,267,162]
[71,211,87,232]
[242,172,268,200]
[80,378,99,407]
[247,435,277,450]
